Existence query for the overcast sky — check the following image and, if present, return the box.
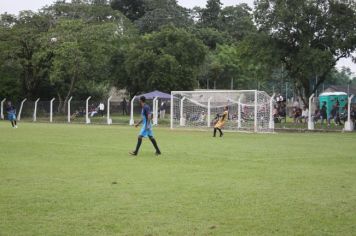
[0,0,254,14]
[0,0,354,75]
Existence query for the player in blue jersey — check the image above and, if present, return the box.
[6,101,18,128]
[130,96,161,156]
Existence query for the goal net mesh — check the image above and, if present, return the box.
[171,90,273,132]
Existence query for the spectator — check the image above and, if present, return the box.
[300,106,309,123]
[159,101,166,119]
[276,94,284,103]
[198,111,206,123]
[320,101,327,124]
[351,105,356,130]
[273,105,279,123]
[293,98,300,109]
[122,98,128,115]
[340,103,348,122]
[90,105,98,117]
[292,107,302,124]
[351,105,356,120]
[274,101,286,123]
[328,102,342,126]
[313,107,321,123]
[98,102,105,117]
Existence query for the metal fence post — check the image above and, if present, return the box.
[86,96,92,124]
[18,98,27,121]
[33,98,40,122]
[207,97,212,128]
[67,96,73,123]
[269,93,276,130]
[130,96,137,126]
[308,94,315,130]
[50,98,55,123]
[344,95,355,131]
[1,98,6,120]
[153,97,158,125]
[179,97,186,126]
[170,93,173,129]
[254,90,258,132]
[107,96,112,125]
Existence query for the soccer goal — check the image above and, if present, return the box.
[170,90,274,133]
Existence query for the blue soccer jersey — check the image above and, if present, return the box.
[6,105,16,121]
[139,104,153,137]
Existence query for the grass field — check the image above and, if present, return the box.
[0,122,355,235]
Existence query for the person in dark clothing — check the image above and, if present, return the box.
[328,102,342,126]
[122,98,128,115]
[159,102,167,119]
[6,101,18,128]
[320,102,327,124]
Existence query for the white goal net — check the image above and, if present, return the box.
[170,90,274,132]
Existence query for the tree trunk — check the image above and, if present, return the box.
[57,92,63,113]
[61,75,76,113]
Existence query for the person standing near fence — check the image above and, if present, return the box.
[122,98,128,115]
[159,101,166,119]
[99,102,105,117]
[6,101,18,128]
[320,101,327,124]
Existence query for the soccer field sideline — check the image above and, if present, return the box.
[1,122,356,235]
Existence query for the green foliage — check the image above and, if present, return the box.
[135,0,192,33]
[214,44,243,89]
[0,0,355,101]
[0,1,135,101]
[193,27,232,50]
[46,17,133,110]
[325,67,356,86]
[219,4,256,41]
[110,0,145,21]
[200,0,222,29]
[123,26,207,96]
[255,0,356,104]
[0,11,53,99]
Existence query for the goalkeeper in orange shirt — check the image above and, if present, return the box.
[213,106,228,137]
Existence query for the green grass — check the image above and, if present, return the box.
[20,114,172,126]
[0,122,355,235]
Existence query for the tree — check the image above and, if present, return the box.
[123,26,207,96]
[214,44,243,89]
[0,0,136,102]
[324,67,356,86]
[47,18,128,111]
[50,40,87,110]
[219,4,256,41]
[193,27,232,50]
[110,0,145,21]
[135,0,192,33]
[200,0,222,29]
[0,11,54,99]
[254,0,356,105]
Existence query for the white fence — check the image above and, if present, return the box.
[0,97,170,126]
[1,94,355,132]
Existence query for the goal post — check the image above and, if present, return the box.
[170,90,273,133]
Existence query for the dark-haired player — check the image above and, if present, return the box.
[130,96,161,156]
[6,101,18,128]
